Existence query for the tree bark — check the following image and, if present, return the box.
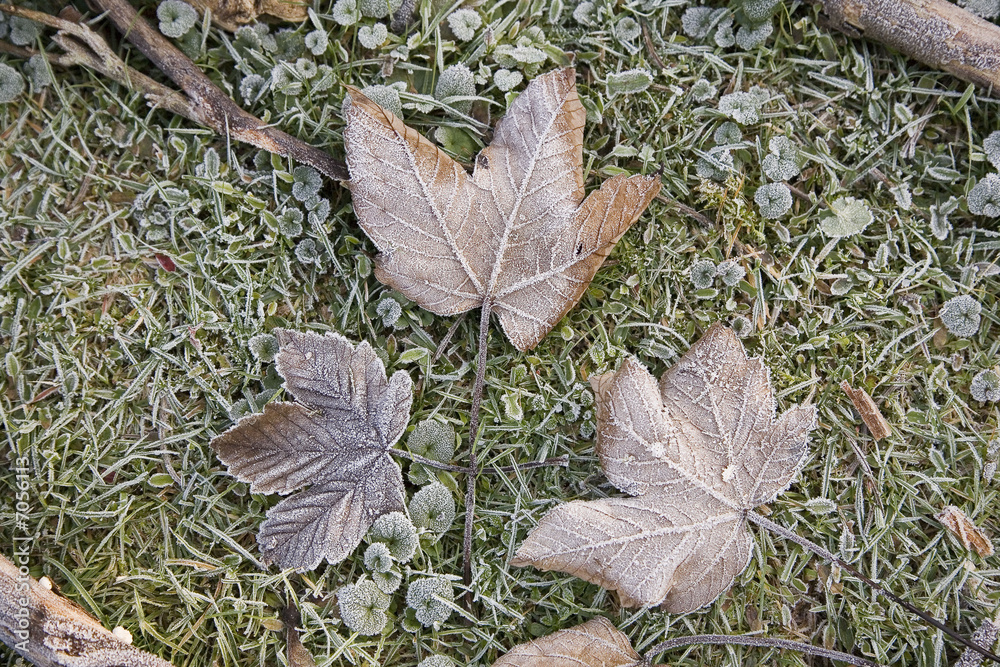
[819,0,1000,91]
[0,554,174,667]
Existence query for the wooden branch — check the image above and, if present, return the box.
[0,554,174,667]
[0,1,348,181]
[818,0,1000,91]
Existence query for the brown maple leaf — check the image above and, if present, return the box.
[512,323,817,612]
[342,67,661,352]
[492,617,642,667]
[211,329,411,571]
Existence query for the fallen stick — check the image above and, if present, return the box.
[818,0,1000,91]
[0,554,174,667]
[0,2,348,181]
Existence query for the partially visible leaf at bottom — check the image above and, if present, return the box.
[492,617,642,667]
[211,329,412,570]
[512,323,817,611]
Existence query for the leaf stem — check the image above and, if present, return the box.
[644,633,878,666]
[391,449,569,475]
[747,510,1000,664]
[462,300,493,608]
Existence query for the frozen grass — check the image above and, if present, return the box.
[1,0,999,665]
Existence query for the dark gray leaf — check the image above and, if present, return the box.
[212,329,411,570]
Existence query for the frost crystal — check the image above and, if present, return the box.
[360,84,403,117]
[359,22,388,48]
[967,173,1000,217]
[494,68,523,92]
[714,121,742,146]
[755,182,792,219]
[820,196,874,237]
[731,315,752,338]
[573,1,597,25]
[614,17,642,51]
[407,420,455,463]
[682,6,720,38]
[717,259,746,286]
[338,581,390,635]
[891,182,912,210]
[939,295,981,338]
[360,0,403,18]
[929,196,958,240]
[0,63,24,103]
[739,0,781,22]
[376,297,402,328]
[406,577,455,627]
[418,657,455,667]
[277,207,304,237]
[435,64,476,113]
[157,0,198,38]
[305,29,328,55]
[8,16,41,46]
[248,333,279,362]
[292,166,322,202]
[606,69,653,95]
[691,78,717,102]
[363,542,394,573]
[761,135,799,181]
[23,54,51,88]
[984,131,1000,169]
[368,511,418,562]
[332,0,361,25]
[696,148,735,181]
[294,238,320,264]
[718,91,760,124]
[971,369,1000,403]
[690,259,717,289]
[295,58,318,79]
[448,8,482,41]
[959,0,1000,18]
[409,482,456,536]
[239,74,266,103]
[372,568,402,593]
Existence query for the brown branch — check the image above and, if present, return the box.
[817,0,1000,91]
[0,554,174,667]
[0,1,348,181]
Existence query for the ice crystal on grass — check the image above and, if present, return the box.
[359,23,388,48]
[971,369,1000,403]
[717,259,746,286]
[376,297,402,328]
[361,0,403,18]
[339,581,390,635]
[939,295,982,338]
[719,91,759,124]
[0,63,24,103]
[292,166,322,202]
[736,22,772,49]
[691,78,717,101]
[714,121,742,145]
[696,149,735,181]
[360,83,403,116]
[363,542,394,573]
[247,334,279,362]
[740,0,781,22]
[368,511,417,562]
[960,0,1000,18]
[891,182,912,210]
[573,1,596,24]
[606,69,653,95]
[409,482,455,536]
[821,196,874,237]
[372,568,402,594]
[305,29,328,55]
[494,69,523,92]
[407,420,455,484]
[294,238,319,264]
[418,657,454,667]
[755,182,792,218]
[435,64,476,113]
[731,315,753,337]
[983,131,1000,169]
[690,259,717,289]
[762,136,799,181]
[406,577,454,627]
[448,8,481,40]
[277,208,304,237]
[968,173,1000,217]
[8,16,40,46]
[239,74,266,103]
[157,0,197,38]
[333,0,361,25]
[614,17,642,52]
[23,54,50,88]
[682,6,721,38]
